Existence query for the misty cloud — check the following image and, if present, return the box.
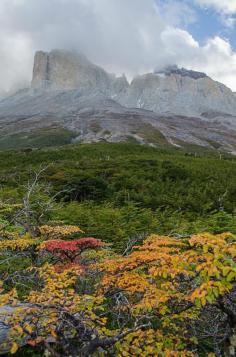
[1,0,236,94]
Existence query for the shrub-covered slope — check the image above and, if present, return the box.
[0,143,235,249]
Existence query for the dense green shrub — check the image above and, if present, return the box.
[0,143,235,249]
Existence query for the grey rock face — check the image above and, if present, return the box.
[0,88,236,154]
[0,49,236,153]
[31,50,236,117]
[31,51,50,89]
[118,73,236,116]
[31,49,129,96]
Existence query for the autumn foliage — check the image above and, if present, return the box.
[40,237,104,262]
[0,227,236,356]
[39,224,83,239]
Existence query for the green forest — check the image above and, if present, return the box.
[0,143,235,250]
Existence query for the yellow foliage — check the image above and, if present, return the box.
[100,233,236,311]
[0,286,18,307]
[0,236,39,251]
[39,225,83,239]
[98,233,236,354]
[10,342,18,354]
[116,329,195,357]
[1,232,235,356]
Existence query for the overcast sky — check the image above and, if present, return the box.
[1,0,236,94]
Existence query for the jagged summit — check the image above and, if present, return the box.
[155,65,207,80]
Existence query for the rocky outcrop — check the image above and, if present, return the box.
[31,49,129,95]
[155,65,207,80]
[118,72,236,116]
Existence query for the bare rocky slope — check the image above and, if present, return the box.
[0,49,235,153]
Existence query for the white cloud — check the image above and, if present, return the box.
[0,31,33,94]
[220,15,236,29]
[0,0,236,93]
[155,0,197,27]
[179,36,236,91]
[195,0,236,29]
[196,0,236,14]
[195,0,236,30]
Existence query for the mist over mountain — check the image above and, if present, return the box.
[0,49,235,154]
[2,0,236,94]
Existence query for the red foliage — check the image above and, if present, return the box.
[74,237,104,250]
[42,237,104,263]
[44,238,104,252]
[54,262,85,273]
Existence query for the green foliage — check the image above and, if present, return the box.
[0,142,235,249]
[53,202,158,250]
[192,211,236,234]
[7,346,42,357]
[0,128,76,150]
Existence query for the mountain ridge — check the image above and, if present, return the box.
[30,50,236,117]
[0,49,235,153]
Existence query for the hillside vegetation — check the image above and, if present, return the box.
[0,143,235,356]
[0,143,235,250]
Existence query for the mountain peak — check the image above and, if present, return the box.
[155,65,207,80]
[30,49,236,118]
[0,49,236,153]
[31,49,111,91]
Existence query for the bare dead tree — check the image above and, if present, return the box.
[20,165,50,235]
[10,165,66,236]
[218,190,228,212]
[122,232,148,256]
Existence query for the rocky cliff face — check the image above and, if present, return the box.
[31,50,236,117]
[118,72,236,116]
[0,49,235,153]
[31,49,129,95]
